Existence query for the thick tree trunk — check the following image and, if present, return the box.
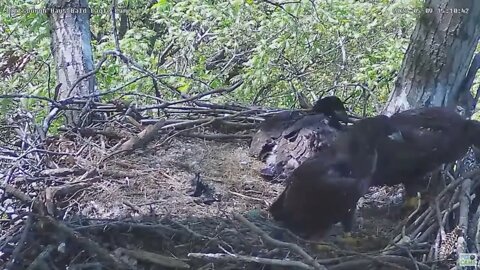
[383,0,480,115]
[381,0,480,254]
[48,0,97,126]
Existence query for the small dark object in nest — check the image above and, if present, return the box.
[188,173,220,205]
[250,96,351,182]
[269,115,404,239]
[370,107,480,205]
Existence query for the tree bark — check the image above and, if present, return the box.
[48,0,97,126]
[382,0,480,255]
[383,0,480,115]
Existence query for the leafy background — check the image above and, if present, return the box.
[0,0,457,123]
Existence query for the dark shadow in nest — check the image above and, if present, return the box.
[187,172,221,205]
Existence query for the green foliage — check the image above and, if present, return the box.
[147,0,418,114]
[0,0,419,123]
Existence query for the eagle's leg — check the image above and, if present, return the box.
[401,176,430,217]
[336,208,364,246]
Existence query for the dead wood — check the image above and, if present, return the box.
[25,245,55,270]
[118,119,166,153]
[328,255,430,270]
[5,214,33,270]
[98,119,167,163]
[188,252,315,269]
[38,168,86,177]
[117,247,190,269]
[39,216,130,270]
[2,92,479,270]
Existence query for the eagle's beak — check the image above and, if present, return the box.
[334,110,350,123]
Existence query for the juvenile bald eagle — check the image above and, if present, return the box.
[250,96,350,182]
[370,107,480,206]
[269,115,403,238]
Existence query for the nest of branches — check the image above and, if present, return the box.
[0,91,479,270]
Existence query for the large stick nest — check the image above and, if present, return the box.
[1,95,479,270]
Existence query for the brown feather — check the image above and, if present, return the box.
[269,115,401,238]
[371,107,480,196]
[251,96,349,181]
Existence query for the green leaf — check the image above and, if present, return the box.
[210,79,222,89]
